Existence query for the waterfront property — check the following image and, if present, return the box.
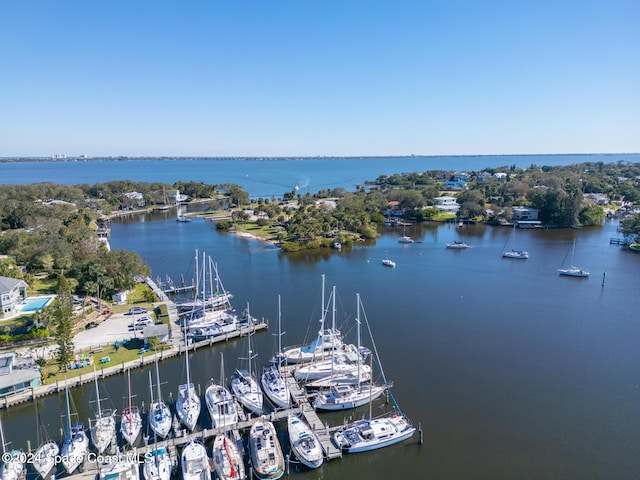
[0,276,28,319]
[0,352,41,397]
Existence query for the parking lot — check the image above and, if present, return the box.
[73,310,153,352]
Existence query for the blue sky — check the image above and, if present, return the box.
[1,0,638,157]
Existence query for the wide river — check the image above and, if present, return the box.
[2,154,639,479]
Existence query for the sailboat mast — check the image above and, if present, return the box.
[126,369,133,425]
[93,366,102,417]
[246,303,253,379]
[277,295,283,363]
[331,286,337,376]
[356,292,361,386]
[0,410,6,456]
[148,371,155,404]
[64,382,72,440]
[155,360,163,402]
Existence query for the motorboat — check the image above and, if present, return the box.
[286,414,323,469]
[333,413,416,453]
[381,258,396,267]
[181,441,211,480]
[445,241,470,249]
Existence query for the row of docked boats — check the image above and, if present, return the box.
[1,273,415,480]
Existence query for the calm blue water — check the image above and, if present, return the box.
[2,155,639,479]
[2,154,638,198]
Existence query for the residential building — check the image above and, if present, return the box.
[433,196,461,214]
[0,276,28,319]
[512,206,539,221]
[0,352,41,397]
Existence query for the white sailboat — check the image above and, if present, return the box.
[286,414,323,469]
[0,415,24,480]
[295,286,370,385]
[260,296,290,410]
[332,294,416,453]
[281,275,343,364]
[121,368,142,447]
[205,353,238,428]
[502,223,528,259]
[60,383,89,474]
[90,367,116,454]
[212,434,246,480]
[181,441,211,480]
[148,361,172,439]
[231,316,263,415]
[314,299,389,410]
[31,400,59,479]
[143,365,173,480]
[398,223,414,243]
[177,324,201,432]
[248,419,284,480]
[557,239,589,277]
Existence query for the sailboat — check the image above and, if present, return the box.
[280,275,343,364]
[260,296,290,410]
[90,367,116,454]
[120,368,142,447]
[176,323,201,432]
[31,400,59,479]
[181,440,211,480]
[314,297,389,410]
[295,286,371,386]
[557,239,589,277]
[248,419,284,480]
[211,434,246,480]
[502,223,528,259]
[286,414,323,469]
[0,415,25,480]
[205,353,238,428]
[148,361,172,439]
[60,382,89,474]
[332,294,416,453]
[231,310,263,415]
[143,365,172,480]
[398,223,414,244]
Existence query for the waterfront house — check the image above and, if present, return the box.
[512,206,539,221]
[0,352,41,397]
[0,276,28,319]
[433,196,461,214]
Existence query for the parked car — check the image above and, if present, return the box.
[85,321,98,329]
[135,316,153,326]
[129,307,148,315]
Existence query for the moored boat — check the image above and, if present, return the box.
[333,413,416,453]
[143,446,173,480]
[205,353,238,428]
[249,419,284,480]
[181,441,211,480]
[287,414,323,469]
[212,434,246,480]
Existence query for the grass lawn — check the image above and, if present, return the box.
[40,339,170,385]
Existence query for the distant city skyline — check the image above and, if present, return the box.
[1,1,638,157]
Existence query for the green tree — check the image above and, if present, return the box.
[53,275,74,371]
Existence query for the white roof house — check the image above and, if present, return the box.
[433,196,460,213]
[0,276,28,319]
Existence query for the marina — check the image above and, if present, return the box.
[0,155,639,479]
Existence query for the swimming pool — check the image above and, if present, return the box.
[19,296,55,312]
